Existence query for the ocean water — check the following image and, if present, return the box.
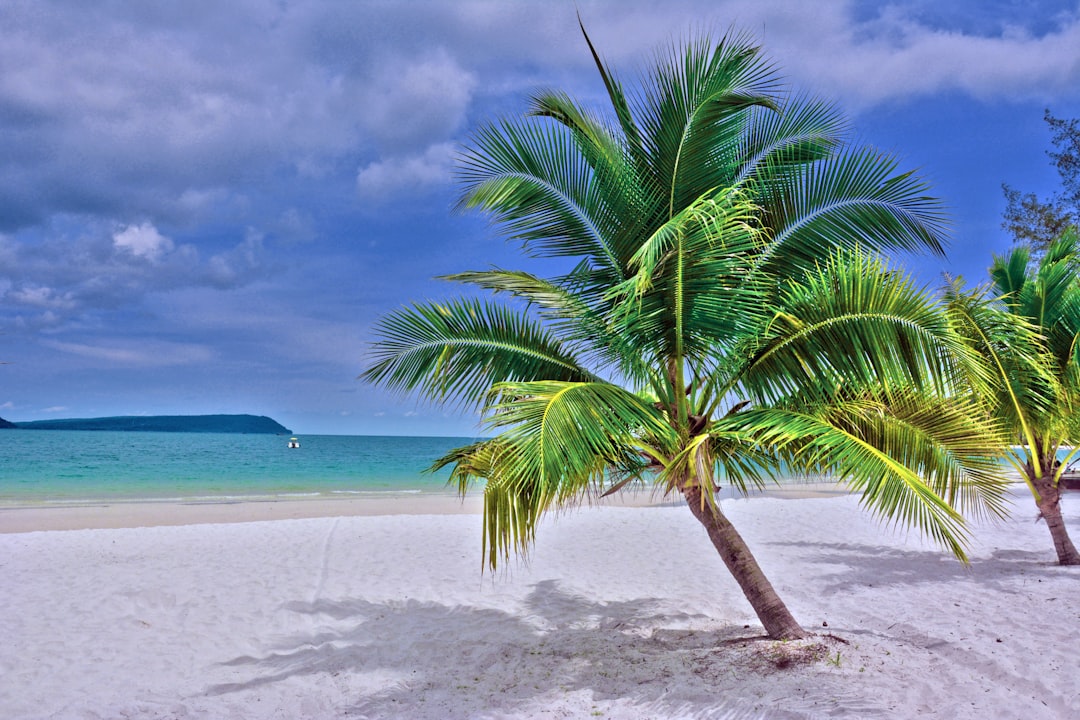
[0,431,482,506]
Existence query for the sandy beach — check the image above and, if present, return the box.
[2,484,1078,719]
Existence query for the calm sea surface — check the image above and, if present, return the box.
[0,431,481,506]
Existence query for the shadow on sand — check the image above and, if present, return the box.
[206,580,855,719]
[765,540,1066,595]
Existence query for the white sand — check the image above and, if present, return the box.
[1,485,1078,719]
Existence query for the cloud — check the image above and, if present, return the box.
[6,284,75,310]
[1,0,1076,235]
[357,49,476,153]
[778,2,1080,109]
[113,223,174,261]
[356,143,456,202]
[42,406,68,413]
[40,338,215,367]
[205,229,270,289]
[0,220,274,332]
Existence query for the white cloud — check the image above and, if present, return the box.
[356,143,456,202]
[41,339,214,367]
[42,406,68,413]
[6,284,75,309]
[554,1,1080,109]
[358,49,477,152]
[782,5,1080,109]
[113,223,174,261]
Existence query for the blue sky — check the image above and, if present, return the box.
[1,0,1079,436]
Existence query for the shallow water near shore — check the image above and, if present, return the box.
[0,430,479,506]
[0,429,855,513]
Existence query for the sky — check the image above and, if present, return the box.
[1,0,1079,436]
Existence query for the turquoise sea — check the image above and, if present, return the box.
[0,431,481,506]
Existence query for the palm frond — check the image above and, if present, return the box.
[757,148,948,277]
[636,31,781,215]
[607,188,767,364]
[578,16,646,167]
[722,402,1002,561]
[457,118,623,273]
[734,95,847,186]
[362,298,595,408]
[527,89,657,272]
[944,279,1060,443]
[473,380,676,568]
[482,380,674,488]
[443,268,646,381]
[740,250,978,404]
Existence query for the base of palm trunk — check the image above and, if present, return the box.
[1033,479,1080,565]
[682,485,808,640]
[1041,503,1080,565]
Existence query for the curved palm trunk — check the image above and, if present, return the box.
[682,484,808,639]
[1030,467,1080,565]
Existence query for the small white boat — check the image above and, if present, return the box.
[288,437,300,449]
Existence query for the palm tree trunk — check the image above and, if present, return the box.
[1032,474,1080,565]
[682,484,808,639]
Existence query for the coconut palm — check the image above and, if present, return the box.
[946,228,1080,565]
[363,28,1007,639]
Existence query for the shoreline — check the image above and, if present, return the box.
[0,481,856,533]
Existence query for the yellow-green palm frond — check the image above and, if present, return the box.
[718,394,1009,561]
[473,380,677,569]
[742,249,982,405]
[362,298,596,408]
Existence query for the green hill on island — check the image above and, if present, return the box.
[6,414,291,434]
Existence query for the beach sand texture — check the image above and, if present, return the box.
[2,487,1077,719]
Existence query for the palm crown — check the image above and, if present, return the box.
[946,227,1080,564]
[364,27,1007,638]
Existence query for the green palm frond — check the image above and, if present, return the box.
[457,118,624,273]
[741,250,979,404]
[757,148,948,276]
[482,380,674,489]
[578,17,645,168]
[636,31,781,215]
[720,402,996,561]
[430,438,503,495]
[362,298,595,408]
[473,380,676,568]
[527,89,657,271]
[607,188,767,363]
[944,280,1059,437]
[443,268,648,382]
[814,390,1009,522]
[734,95,847,186]
[989,245,1030,305]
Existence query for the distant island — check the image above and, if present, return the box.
[0,414,291,434]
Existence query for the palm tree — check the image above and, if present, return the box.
[946,228,1080,565]
[363,27,1007,639]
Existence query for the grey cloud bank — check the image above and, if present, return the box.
[1,0,1078,434]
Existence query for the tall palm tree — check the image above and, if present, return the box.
[363,27,1007,639]
[946,228,1080,565]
